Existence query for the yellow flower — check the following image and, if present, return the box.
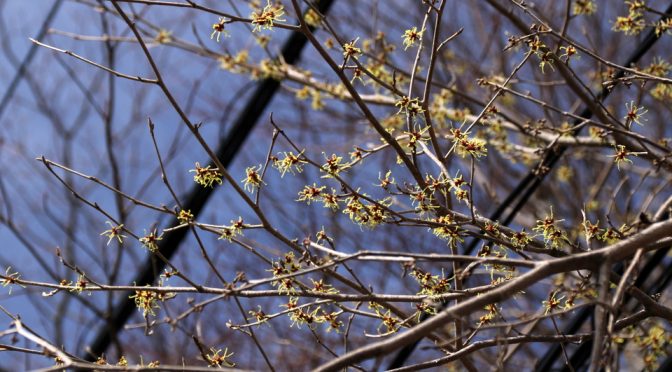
[242,165,264,192]
[140,230,163,252]
[251,1,285,32]
[177,209,193,224]
[190,162,222,188]
[342,38,362,59]
[100,221,126,245]
[210,17,230,42]
[573,0,596,15]
[402,27,423,50]
[206,347,235,367]
[297,183,326,204]
[542,291,564,315]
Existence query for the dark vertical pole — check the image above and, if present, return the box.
[83,0,335,361]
